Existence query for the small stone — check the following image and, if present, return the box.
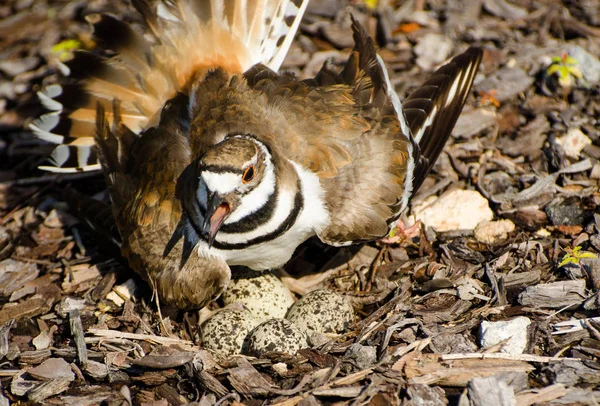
[272,362,288,376]
[478,67,534,102]
[556,128,592,159]
[245,318,308,356]
[474,219,516,245]
[344,344,377,369]
[483,0,528,20]
[412,190,494,232]
[309,331,330,347]
[414,33,453,71]
[201,308,259,357]
[452,108,498,139]
[0,56,39,77]
[567,45,600,84]
[545,197,584,226]
[479,317,531,355]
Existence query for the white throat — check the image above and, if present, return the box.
[194,159,330,270]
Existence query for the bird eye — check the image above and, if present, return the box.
[242,165,255,183]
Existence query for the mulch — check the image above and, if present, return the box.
[1,0,600,404]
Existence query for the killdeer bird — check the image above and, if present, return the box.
[31,0,483,309]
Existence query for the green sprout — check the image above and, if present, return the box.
[558,245,597,268]
[51,39,83,62]
[364,0,378,10]
[546,53,582,88]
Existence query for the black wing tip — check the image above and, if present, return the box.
[406,46,484,194]
[350,14,377,56]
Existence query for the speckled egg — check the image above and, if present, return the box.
[286,289,354,337]
[221,270,295,322]
[200,308,260,357]
[245,318,309,356]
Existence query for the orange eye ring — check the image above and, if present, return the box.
[242,165,255,183]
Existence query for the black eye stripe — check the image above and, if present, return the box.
[199,164,243,174]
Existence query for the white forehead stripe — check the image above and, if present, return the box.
[201,171,240,194]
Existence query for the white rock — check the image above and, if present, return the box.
[567,45,600,84]
[474,219,516,244]
[344,344,377,369]
[556,128,592,159]
[412,190,494,232]
[414,33,453,71]
[272,362,288,376]
[479,317,531,355]
[222,270,295,322]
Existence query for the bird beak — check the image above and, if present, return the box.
[201,193,230,248]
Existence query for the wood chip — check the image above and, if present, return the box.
[405,354,535,386]
[69,309,88,366]
[0,259,39,297]
[518,280,587,309]
[131,351,195,369]
[27,377,72,402]
[227,358,272,396]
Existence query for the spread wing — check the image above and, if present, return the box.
[31,0,309,173]
[94,95,231,310]
[312,19,483,245]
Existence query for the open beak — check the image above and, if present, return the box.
[201,193,231,248]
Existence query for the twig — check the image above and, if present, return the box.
[440,353,563,363]
[87,328,197,348]
[70,309,88,366]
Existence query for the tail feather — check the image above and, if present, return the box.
[33,0,309,173]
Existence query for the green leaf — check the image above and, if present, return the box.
[51,39,83,62]
[563,55,579,66]
[559,254,577,268]
[547,65,561,75]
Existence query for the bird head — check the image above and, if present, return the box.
[194,135,274,246]
[166,134,276,264]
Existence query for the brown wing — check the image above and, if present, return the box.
[95,95,230,310]
[313,19,482,245]
[243,65,371,179]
